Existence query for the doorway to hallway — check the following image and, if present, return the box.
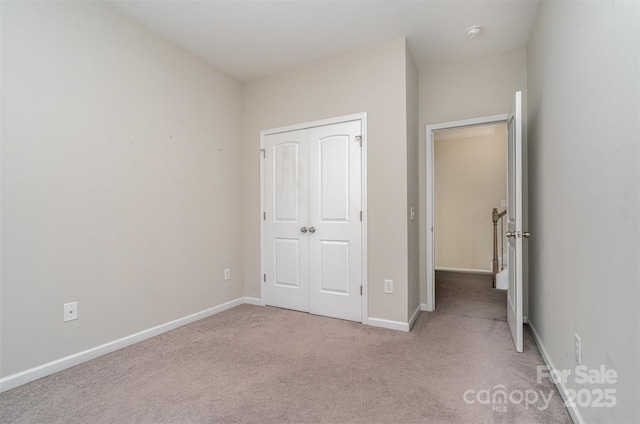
[435,270,507,321]
[426,92,526,351]
[431,122,508,322]
[433,122,508,276]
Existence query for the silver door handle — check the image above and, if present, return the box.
[300,227,308,233]
[523,232,531,239]
[308,227,316,233]
[506,231,516,238]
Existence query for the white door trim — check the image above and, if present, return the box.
[425,114,507,312]
[260,112,368,323]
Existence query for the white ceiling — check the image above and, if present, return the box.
[107,0,541,82]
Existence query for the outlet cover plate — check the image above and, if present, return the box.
[384,279,393,294]
[64,302,78,322]
[224,268,231,281]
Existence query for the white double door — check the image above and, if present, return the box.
[262,120,362,322]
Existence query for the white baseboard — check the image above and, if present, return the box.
[528,320,583,424]
[408,304,421,330]
[420,303,428,311]
[243,297,262,306]
[435,266,492,275]
[364,317,410,332]
[0,297,246,393]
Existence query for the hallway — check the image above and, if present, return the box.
[435,270,507,321]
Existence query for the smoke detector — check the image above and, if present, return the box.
[466,26,484,39]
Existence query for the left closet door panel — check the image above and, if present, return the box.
[263,129,309,312]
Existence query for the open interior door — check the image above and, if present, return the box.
[506,91,524,352]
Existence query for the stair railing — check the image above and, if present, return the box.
[492,208,507,287]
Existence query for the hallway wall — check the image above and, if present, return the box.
[434,124,507,272]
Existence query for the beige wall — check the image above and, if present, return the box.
[527,2,639,422]
[434,124,507,271]
[243,39,411,323]
[405,45,421,320]
[1,2,244,377]
[418,49,527,308]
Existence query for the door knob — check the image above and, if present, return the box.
[300,227,308,233]
[506,231,516,238]
[308,227,316,233]
[523,232,531,238]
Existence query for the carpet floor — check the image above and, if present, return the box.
[435,271,507,321]
[0,304,571,423]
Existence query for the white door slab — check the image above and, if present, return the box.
[506,91,524,353]
[308,121,362,322]
[263,129,309,312]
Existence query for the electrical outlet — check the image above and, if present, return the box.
[575,333,582,365]
[384,279,393,294]
[224,268,231,281]
[64,302,78,322]
[410,207,415,221]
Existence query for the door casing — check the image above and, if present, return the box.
[425,114,508,312]
[260,112,368,323]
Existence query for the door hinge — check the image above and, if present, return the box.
[263,211,266,220]
[356,135,362,147]
[360,286,363,296]
[263,274,266,283]
[360,211,362,221]
[260,148,265,158]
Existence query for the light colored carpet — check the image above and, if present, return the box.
[0,304,571,423]
[436,271,508,321]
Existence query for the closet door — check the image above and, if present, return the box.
[308,120,362,322]
[263,129,309,312]
[262,119,363,322]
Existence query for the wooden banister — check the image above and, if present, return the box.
[492,208,507,287]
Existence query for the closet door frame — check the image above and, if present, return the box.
[259,112,368,324]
